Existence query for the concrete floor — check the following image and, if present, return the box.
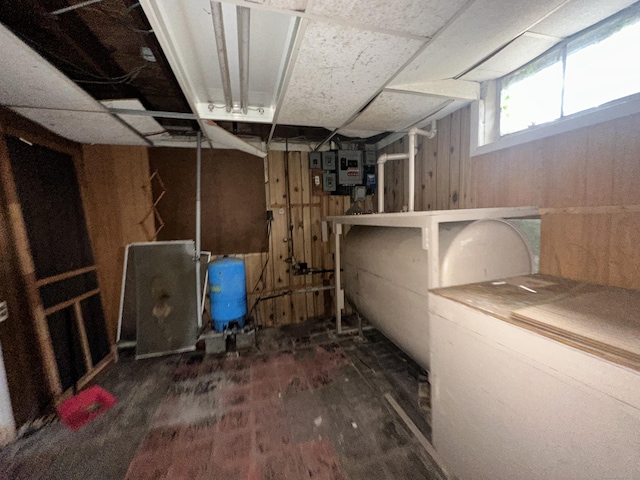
[0,319,443,480]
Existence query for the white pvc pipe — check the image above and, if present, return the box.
[377,152,409,213]
[376,121,437,214]
[195,131,202,329]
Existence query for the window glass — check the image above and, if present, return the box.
[500,56,563,135]
[498,5,640,137]
[564,18,640,115]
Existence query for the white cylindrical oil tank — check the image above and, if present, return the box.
[342,219,533,370]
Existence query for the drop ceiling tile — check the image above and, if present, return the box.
[267,0,307,11]
[11,108,147,145]
[347,91,449,132]
[307,0,468,37]
[416,99,467,125]
[278,21,423,129]
[530,0,637,38]
[461,33,559,81]
[337,128,385,139]
[102,99,168,136]
[460,68,507,82]
[391,0,568,85]
[0,24,103,112]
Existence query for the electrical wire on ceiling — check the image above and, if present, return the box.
[73,64,147,84]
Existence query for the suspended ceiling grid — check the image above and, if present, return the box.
[0,0,637,152]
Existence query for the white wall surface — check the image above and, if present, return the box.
[429,293,640,480]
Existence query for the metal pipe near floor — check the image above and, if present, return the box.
[195,131,203,329]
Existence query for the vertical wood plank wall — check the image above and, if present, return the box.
[80,145,154,342]
[381,105,474,212]
[473,112,640,290]
[242,151,351,327]
[382,105,640,291]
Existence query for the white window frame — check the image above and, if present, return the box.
[470,4,640,157]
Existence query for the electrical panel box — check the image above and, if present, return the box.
[364,150,377,166]
[323,172,336,192]
[337,150,362,185]
[309,152,322,169]
[322,151,337,170]
[352,186,366,202]
[365,173,376,190]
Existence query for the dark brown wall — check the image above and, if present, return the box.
[80,145,154,344]
[149,148,268,254]
[0,108,78,424]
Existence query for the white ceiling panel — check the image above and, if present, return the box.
[0,24,103,112]
[461,32,560,81]
[307,0,469,37]
[388,79,479,100]
[266,0,307,12]
[416,99,468,126]
[101,99,168,138]
[144,0,292,111]
[11,108,148,145]
[390,0,568,85]
[346,91,449,132]
[337,128,385,139]
[529,0,637,38]
[278,21,423,129]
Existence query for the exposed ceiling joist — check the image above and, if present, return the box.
[1,0,637,149]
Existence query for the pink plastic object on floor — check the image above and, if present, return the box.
[57,386,117,431]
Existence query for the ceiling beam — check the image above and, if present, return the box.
[386,79,479,102]
[267,15,308,146]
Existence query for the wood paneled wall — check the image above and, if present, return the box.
[380,106,474,212]
[148,148,269,254]
[234,151,351,327]
[383,105,640,291]
[79,145,154,342]
[473,112,640,290]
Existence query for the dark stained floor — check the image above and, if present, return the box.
[0,319,442,480]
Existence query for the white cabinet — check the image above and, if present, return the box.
[429,276,640,480]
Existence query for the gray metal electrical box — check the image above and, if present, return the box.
[322,151,337,170]
[364,150,377,166]
[309,152,322,169]
[337,150,363,185]
[323,172,336,192]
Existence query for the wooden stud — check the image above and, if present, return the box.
[0,136,63,397]
[35,265,97,287]
[44,289,101,317]
[449,108,462,209]
[436,114,451,210]
[422,132,438,211]
[73,301,94,372]
[459,105,473,208]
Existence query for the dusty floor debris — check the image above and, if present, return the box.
[0,319,440,480]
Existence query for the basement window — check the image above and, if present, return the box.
[472,4,640,155]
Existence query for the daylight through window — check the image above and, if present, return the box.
[500,7,640,136]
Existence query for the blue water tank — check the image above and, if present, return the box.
[208,257,247,332]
